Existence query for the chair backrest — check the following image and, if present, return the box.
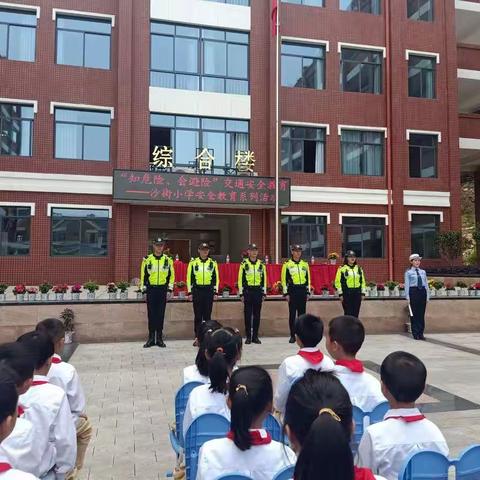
[369,401,389,424]
[398,450,450,480]
[185,413,230,480]
[351,401,389,454]
[175,381,203,447]
[273,465,295,480]
[263,413,283,442]
[456,444,480,480]
[214,475,253,480]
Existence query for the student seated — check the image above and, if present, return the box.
[36,319,92,480]
[0,364,39,479]
[284,369,386,480]
[357,351,448,480]
[183,327,242,438]
[17,332,76,480]
[327,315,386,411]
[197,366,296,479]
[274,314,334,415]
[183,320,222,385]
[0,343,46,478]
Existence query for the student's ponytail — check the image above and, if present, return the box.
[195,320,222,377]
[0,365,19,423]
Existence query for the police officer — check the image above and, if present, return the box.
[405,253,429,340]
[187,243,219,342]
[238,243,267,345]
[281,244,311,343]
[334,250,367,318]
[140,238,175,348]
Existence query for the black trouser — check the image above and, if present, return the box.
[243,288,263,339]
[342,289,362,318]
[146,285,167,337]
[288,287,307,337]
[409,287,427,338]
[192,287,214,337]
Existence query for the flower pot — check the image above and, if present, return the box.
[0,293,6,302]
[476,290,480,297]
[71,292,80,301]
[40,293,50,301]
[55,293,64,301]
[430,289,436,297]
[399,289,405,297]
[86,292,95,300]
[136,292,144,300]
[370,288,378,297]
[108,292,117,300]
[178,291,186,299]
[447,290,457,297]
[16,294,25,302]
[364,290,370,297]
[28,294,36,302]
[119,291,128,300]
[377,290,385,297]
[222,291,230,298]
[460,288,469,297]
[329,259,337,265]
[64,331,74,344]
[383,289,390,297]
[469,290,476,297]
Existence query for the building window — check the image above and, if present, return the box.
[409,133,437,178]
[282,0,324,6]
[342,216,385,258]
[150,22,249,95]
[281,125,325,173]
[411,214,440,258]
[340,0,381,14]
[341,129,384,176]
[54,108,111,161]
[0,206,31,256]
[282,216,327,258]
[407,0,433,21]
[341,48,382,94]
[51,208,109,257]
[281,42,325,90]
[0,8,36,62]
[56,15,112,69]
[204,0,250,4]
[408,55,436,99]
[0,103,34,156]
[150,114,249,174]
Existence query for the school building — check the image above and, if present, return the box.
[0,0,479,285]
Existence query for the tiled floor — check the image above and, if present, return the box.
[73,333,480,480]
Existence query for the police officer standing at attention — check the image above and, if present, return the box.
[187,243,219,344]
[405,253,429,340]
[140,238,175,348]
[334,250,367,318]
[238,243,267,345]
[281,244,311,343]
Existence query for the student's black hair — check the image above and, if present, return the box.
[36,318,65,343]
[206,327,242,394]
[284,370,354,480]
[196,320,223,377]
[328,315,365,356]
[295,314,324,348]
[229,366,273,451]
[0,342,34,384]
[381,351,426,403]
[0,365,19,423]
[17,331,54,370]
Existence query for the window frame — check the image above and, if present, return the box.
[282,0,325,7]
[410,213,440,259]
[341,215,386,258]
[203,0,250,4]
[281,215,328,259]
[0,204,32,256]
[407,0,434,22]
[0,7,37,61]
[408,54,436,99]
[339,0,381,15]
[408,132,438,178]
[341,47,383,94]
[0,102,35,157]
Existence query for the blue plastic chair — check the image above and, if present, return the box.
[185,413,230,480]
[351,401,389,453]
[456,444,480,480]
[263,413,283,442]
[398,450,450,480]
[273,465,295,480]
[214,475,253,480]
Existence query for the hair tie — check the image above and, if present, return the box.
[319,408,341,422]
[235,384,248,396]
[216,347,224,354]
[207,329,213,333]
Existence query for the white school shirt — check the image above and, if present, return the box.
[196,429,296,480]
[0,453,39,479]
[19,376,77,480]
[357,408,449,480]
[274,348,335,415]
[47,354,86,425]
[333,364,386,412]
[182,365,209,385]
[182,384,230,439]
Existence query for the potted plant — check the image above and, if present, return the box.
[70,284,82,301]
[0,284,8,302]
[39,282,52,301]
[13,284,26,302]
[385,281,399,297]
[107,282,118,300]
[321,284,329,297]
[60,308,75,344]
[175,281,187,299]
[221,285,232,298]
[433,280,445,296]
[116,281,130,300]
[83,281,98,300]
[398,283,405,297]
[26,287,38,302]
[366,281,377,297]
[446,283,457,297]
[327,252,339,265]
[468,284,476,297]
[475,282,480,297]
[456,281,468,296]
[53,284,68,301]
[428,279,436,297]
[377,284,385,297]
[135,287,145,300]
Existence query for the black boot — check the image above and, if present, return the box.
[252,336,262,344]
[289,336,296,344]
[245,337,252,345]
[143,333,155,348]
[156,332,166,348]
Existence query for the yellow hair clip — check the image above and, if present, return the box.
[319,408,341,422]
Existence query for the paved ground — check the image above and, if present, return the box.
[72,333,480,480]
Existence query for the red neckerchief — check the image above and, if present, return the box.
[17,405,25,417]
[51,355,62,364]
[227,429,272,446]
[31,380,49,386]
[336,359,364,373]
[386,414,426,423]
[297,349,324,364]
[354,467,376,480]
[0,463,12,473]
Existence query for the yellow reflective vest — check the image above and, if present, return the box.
[187,257,220,293]
[281,258,311,295]
[334,264,367,295]
[238,258,267,295]
[140,253,175,290]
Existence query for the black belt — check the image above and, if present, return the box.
[409,286,426,290]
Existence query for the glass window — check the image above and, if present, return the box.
[51,208,109,257]
[0,206,31,256]
[281,42,325,90]
[203,0,250,4]
[408,55,436,99]
[150,22,249,95]
[341,48,382,94]
[282,0,324,6]
[342,216,385,258]
[282,216,327,258]
[54,108,111,161]
[411,214,440,258]
[409,133,437,178]
[281,126,326,173]
[341,129,384,176]
[56,15,111,69]
[340,0,381,14]
[407,0,433,21]
[0,103,34,156]
[0,8,36,62]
